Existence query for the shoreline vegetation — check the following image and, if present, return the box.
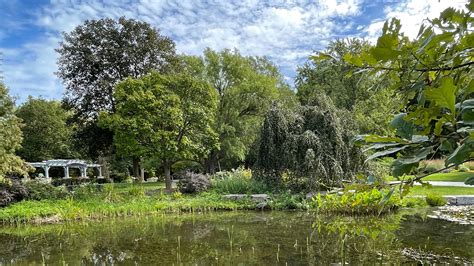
[1,180,464,225]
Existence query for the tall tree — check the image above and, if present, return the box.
[56,17,179,158]
[297,39,398,135]
[100,72,218,190]
[341,1,474,184]
[182,48,295,173]
[0,83,29,180]
[16,97,76,162]
[255,94,365,190]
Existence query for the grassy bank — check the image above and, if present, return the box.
[0,191,255,224]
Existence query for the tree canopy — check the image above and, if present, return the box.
[182,48,295,172]
[16,97,76,162]
[57,17,179,158]
[0,83,29,180]
[297,39,398,135]
[100,72,218,190]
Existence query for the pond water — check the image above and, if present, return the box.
[0,210,472,264]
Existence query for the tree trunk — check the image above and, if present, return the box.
[204,150,218,174]
[164,160,172,193]
[132,157,142,182]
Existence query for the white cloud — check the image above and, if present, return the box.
[25,0,471,101]
[363,0,468,42]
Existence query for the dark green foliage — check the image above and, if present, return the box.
[24,181,69,201]
[255,95,365,190]
[177,172,211,194]
[57,17,179,158]
[16,97,76,162]
[425,193,447,207]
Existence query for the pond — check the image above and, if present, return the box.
[0,210,472,264]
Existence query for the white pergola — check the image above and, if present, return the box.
[29,159,103,179]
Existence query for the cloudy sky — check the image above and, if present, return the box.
[0,0,468,102]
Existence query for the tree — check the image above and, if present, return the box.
[340,1,474,184]
[297,39,398,135]
[0,83,29,180]
[56,17,179,158]
[255,94,365,191]
[101,72,218,190]
[15,97,76,162]
[182,48,295,173]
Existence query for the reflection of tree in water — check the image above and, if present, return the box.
[0,211,472,264]
[306,213,405,264]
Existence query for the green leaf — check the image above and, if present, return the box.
[363,142,402,152]
[392,147,432,177]
[310,53,333,62]
[366,146,407,161]
[391,113,414,139]
[370,47,401,61]
[446,137,474,166]
[465,176,474,185]
[425,77,456,114]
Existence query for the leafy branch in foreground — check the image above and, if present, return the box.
[323,1,474,183]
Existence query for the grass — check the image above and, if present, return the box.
[387,171,474,182]
[0,191,255,224]
[408,186,474,195]
[110,182,166,192]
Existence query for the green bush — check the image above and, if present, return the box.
[315,188,401,214]
[72,183,101,200]
[425,193,447,207]
[128,185,146,198]
[402,197,427,208]
[211,168,268,194]
[24,180,69,200]
[270,192,308,210]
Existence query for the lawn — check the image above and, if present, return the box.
[408,186,474,196]
[111,182,166,193]
[387,171,474,182]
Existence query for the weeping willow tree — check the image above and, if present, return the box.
[255,94,365,191]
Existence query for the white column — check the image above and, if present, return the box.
[64,166,70,179]
[80,167,87,178]
[97,166,103,179]
[43,166,50,179]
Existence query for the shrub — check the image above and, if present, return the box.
[128,185,145,198]
[52,178,91,187]
[270,192,308,210]
[177,171,211,194]
[402,197,427,208]
[425,193,447,207]
[315,188,401,214]
[72,183,101,200]
[24,180,69,200]
[211,168,268,194]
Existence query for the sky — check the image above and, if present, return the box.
[0,0,469,102]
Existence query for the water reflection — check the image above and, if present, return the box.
[0,210,472,264]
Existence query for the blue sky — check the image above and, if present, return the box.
[0,0,468,102]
